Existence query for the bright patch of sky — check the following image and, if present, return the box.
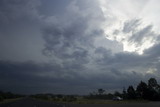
[99,0,160,54]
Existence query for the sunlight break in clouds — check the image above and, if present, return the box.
[99,0,160,54]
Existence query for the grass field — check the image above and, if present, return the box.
[65,98,160,107]
[53,97,149,104]
[68,102,160,107]
[0,98,22,104]
[1,97,160,107]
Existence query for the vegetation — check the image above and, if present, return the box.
[1,77,160,104]
[0,91,24,102]
[31,94,78,102]
[85,78,160,101]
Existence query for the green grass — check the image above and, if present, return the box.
[56,98,149,104]
[74,99,146,104]
[33,97,150,105]
[0,98,22,104]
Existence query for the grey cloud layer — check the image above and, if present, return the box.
[0,60,144,94]
[0,0,160,94]
[41,0,160,93]
[0,0,47,62]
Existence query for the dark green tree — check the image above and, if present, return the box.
[98,89,105,95]
[127,86,136,99]
[122,87,127,99]
[148,78,158,88]
[136,81,148,99]
[148,78,159,100]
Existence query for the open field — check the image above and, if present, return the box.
[0,98,65,107]
[68,102,160,107]
[1,98,160,107]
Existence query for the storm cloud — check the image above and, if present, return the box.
[1,0,160,94]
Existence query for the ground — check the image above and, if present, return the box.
[1,98,160,107]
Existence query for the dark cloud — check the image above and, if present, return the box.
[0,0,41,35]
[0,0,47,62]
[0,59,145,94]
[0,0,40,22]
[144,43,160,57]
[0,60,85,94]
[1,0,160,95]
[40,2,160,93]
[42,0,104,69]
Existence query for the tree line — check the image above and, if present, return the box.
[126,78,160,101]
[1,78,160,102]
[0,91,24,102]
[86,78,160,101]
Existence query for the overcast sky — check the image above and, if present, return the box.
[1,0,160,95]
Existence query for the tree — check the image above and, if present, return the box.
[98,89,105,95]
[136,81,148,99]
[148,78,158,89]
[122,87,127,99]
[127,86,136,99]
[148,78,160,100]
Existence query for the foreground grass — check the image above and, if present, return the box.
[0,98,22,104]
[0,97,150,105]
[40,97,149,104]
[70,99,149,104]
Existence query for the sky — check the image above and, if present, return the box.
[1,0,160,95]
